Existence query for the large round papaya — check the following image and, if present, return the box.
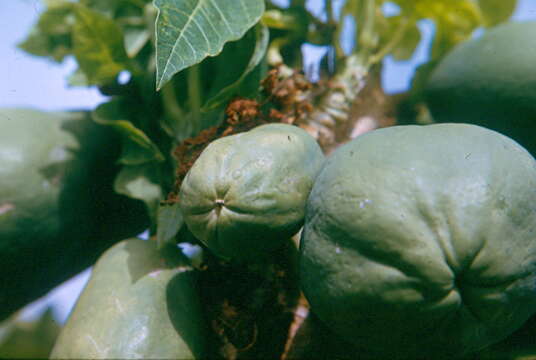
[299,124,536,359]
[50,238,207,359]
[425,21,536,155]
[0,108,149,320]
[180,123,324,261]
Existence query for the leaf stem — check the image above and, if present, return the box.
[356,0,377,63]
[161,82,184,122]
[128,0,147,9]
[307,53,368,148]
[325,0,334,22]
[187,64,202,134]
[368,18,412,65]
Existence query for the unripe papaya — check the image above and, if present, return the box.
[425,21,536,155]
[0,108,149,320]
[180,123,324,261]
[300,124,536,359]
[50,238,207,359]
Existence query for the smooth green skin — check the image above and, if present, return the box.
[180,123,324,261]
[425,21,536,155]
[0,108,148,320]
[51,238,207,359]
[300,124,536,359]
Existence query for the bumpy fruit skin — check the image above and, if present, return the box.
[50,238,207,359]
[0,108,148,320]
[180,123,324,261]
[300,124,536,359]
[425,21,536,155]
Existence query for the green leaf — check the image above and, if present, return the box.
[72,5,132,85]
[93,100,165,165]
[124,27,151,57]
[156,202,184,249]
[202,24,269,111]
[392,23,420,61]
[80,0,152,14]
[38,3,76,35]
[154,0,265,90]
[17,2,74,62]
[391,0,484,60]
[114,163,163,219]
[67,67,90,87]
[18,30,70,62]
[262,9,300,30]
[478,0,517,26]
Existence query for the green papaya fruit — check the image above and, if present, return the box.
[299,124,536,359]
[425,21,536,155]
[180,123,324,261]
[475,314,536,359]
[0,108,149,320]
[50,238,207,359]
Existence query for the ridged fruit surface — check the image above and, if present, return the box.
[300,124,536,359]
[50,238,207,359]
[0,108,148,320]
[425,21,536,155]
[180,123,324,261]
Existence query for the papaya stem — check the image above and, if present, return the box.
[356,0,377,63]
[307,54,368,151]
[187,64,202,134]
[368,17,413,65]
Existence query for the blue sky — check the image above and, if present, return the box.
[2,0,536,324]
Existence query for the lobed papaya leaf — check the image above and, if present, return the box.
[202,24,269,112]
[79,0,152,17]
[72,5,133,85]
[114,163,163,220]
[154,0,265,90]
[124,27,151,58]
[391,22,420,61]
[93,99,165,165]
[17,2,75,62]
[66,67,90,87]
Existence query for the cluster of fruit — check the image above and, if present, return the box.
[3,21,536,359]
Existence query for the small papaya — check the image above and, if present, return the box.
[0,108,149,320]
[50,238,207,359]
[300,124,536,359]
[180,123,324,261]
[425,21,536,155]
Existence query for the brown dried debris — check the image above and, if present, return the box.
[198,241,301,360]
[262,67,314,126]
[166,67,317,203]
[166,97,266,203]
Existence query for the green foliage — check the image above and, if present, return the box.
[93,99,164,165]
[18,2,74,62]
[71,5,133,85]
[154,0,265,90]
[201,24,269,112]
